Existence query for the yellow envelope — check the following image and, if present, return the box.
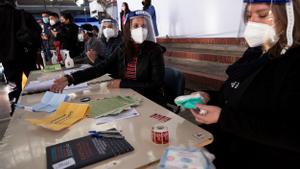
[27,102,90,131]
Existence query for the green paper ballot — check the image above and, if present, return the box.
[88,96,141,118]
[174,94,204,109]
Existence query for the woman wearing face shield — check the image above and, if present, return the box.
[189,0,300,168]
[50,10,166,105]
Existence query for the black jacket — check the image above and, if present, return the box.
[57,23,79,58]
[94,32,122,64]
[0,6,40,80]
[71,41,166,103]
[49,22,62,49]
[0,6,41,63]
[120,11,130,32]
[213,46,300,169]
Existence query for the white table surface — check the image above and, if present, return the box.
[0,69,213,169]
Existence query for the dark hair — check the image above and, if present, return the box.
[123,20,138,61]
[271,2,300,57]
[61,13,73,23]
[121,2,130,16]
[244,2,300,57]
[48,12,59,18]
[41,11,50,15]
[143,0,151,10]
[92,25,99,33]
[80,24,94,37]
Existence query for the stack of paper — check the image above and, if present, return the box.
[23,79,54,94]
[88,96,141,118]
[27,102,90,131]
[158,147,216,169]
[23,79,88,94]
[96,108,140,125]
[31,91,70,113]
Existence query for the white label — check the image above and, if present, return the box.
[52,157,76,169]
[24,106,33,112]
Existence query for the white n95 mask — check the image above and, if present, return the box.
[131,27,148,44]
[49,19,56,26]
[78,33,84,42]
[244,21,279,48]
[103,28,116,39]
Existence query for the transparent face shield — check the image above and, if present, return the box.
[78,27,93,42]
[100,19,119,39]
[127,10,156,43]
[238,0,294,54]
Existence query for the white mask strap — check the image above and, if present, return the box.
[281,1,294,55]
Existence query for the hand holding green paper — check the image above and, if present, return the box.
[174,93,205,109]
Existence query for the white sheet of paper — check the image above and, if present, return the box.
[96,108,140,125]
[52,157,76,169]
[24,79,54,93]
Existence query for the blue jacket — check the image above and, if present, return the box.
[144,5,159,36]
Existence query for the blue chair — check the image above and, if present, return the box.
[164,67,185,113]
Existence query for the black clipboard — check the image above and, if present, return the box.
[46,129,134,169]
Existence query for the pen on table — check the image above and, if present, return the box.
[88,130,124,139]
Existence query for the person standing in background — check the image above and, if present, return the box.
[48,12,62,47]
[0,0,41,115]
[92,25,100,38]
[120,2,131,32]
[57,13,79,58]
[142,0,158,36]
[48,12,63,62]
[40,11,52,61]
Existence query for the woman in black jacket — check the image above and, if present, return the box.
[57,13,79,58]
[51,10,166,104]
[190,0,300,168]
[120,2,131,32]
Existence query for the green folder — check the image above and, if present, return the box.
[87,96,141,118]
[43,64,62,72]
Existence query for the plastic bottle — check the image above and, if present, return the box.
[51,51,58,64]
[64,50,74,68]
[41,51,46,67]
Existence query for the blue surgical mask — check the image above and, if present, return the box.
[42,17,49,24]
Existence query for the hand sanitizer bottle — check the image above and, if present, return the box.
[64,50,74,68]
[41,51,46,68]
[51,51,58,64]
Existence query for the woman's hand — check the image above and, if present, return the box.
[191,91,210,104]
[107,79,121,88]
[50,77,68,93]
[190,104,221,124]
[86,49,97,63]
